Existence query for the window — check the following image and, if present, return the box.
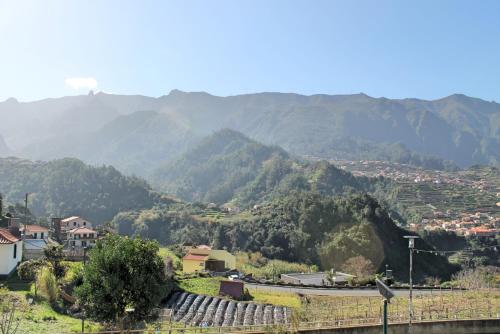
[83,222,86,226]
[13,244,17,259]
[82,241,87,247]
[41,232,44,239]
[71,241,75,246]
[73,222,76,226]
[33,232,38,239]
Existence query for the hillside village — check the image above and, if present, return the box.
[329,159,500,237]
[0,215,99,277]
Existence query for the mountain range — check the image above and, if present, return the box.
[1,90,499,176]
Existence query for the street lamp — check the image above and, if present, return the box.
[376,278,395,334]
[403,235,419,334]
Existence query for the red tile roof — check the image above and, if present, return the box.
[0,228,20,244]
[69,227,97,234]
[21,225,49,233]
[183,254,209,261]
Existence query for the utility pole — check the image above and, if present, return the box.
[23,193,29,239]
[404,236,419,334]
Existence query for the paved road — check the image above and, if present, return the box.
[246,283,454,297]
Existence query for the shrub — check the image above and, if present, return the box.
[36,267,59,304]
[17,259,46,281]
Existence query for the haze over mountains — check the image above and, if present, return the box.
[1,90,499,177]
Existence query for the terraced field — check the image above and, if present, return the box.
[393,181,499,218]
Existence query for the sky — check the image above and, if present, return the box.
[0,0,499,102]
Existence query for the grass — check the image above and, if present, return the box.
[249,289,301,308]
[0,288,100,334]
[177,277,224,296]
[177,277,301,308]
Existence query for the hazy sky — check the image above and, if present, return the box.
[1,0,499,101]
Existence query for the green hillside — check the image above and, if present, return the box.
[21,110,200,176]
[151,129,291,204]
[151,129,390,207]
[0,157,158,223]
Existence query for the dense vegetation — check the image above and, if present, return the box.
[151,129,290,203]
[151,129,393,207]
[111,192,458,281]
[0,157,158,223]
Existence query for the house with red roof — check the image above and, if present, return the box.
[20,224,53,260]
[68,226,98,249]
[182,245,235,273]
[0,228,23,277]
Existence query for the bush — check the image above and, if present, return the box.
[76,235,169,323]
[17,259,46,281]
[36,266,59,304]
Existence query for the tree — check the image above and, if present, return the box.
[76,235,168,325]
[43,244,65,279]
[341,256,375,280]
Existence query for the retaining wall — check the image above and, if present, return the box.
[294,319,500,334]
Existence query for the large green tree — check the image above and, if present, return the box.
[76,235,168,324]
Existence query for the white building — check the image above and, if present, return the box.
[56,216,93,241]
[20,224,49,240]
[68,226,98,248]
[20,225,53,260]
[0,228,23,277]
[280,271,356,286]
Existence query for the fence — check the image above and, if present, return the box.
[64,308,499,334]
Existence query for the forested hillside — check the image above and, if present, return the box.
[111,192,457,281]
[21,110,200,176]
[0,157,158,223]
[151,129,392,207]
[151,129,290,203]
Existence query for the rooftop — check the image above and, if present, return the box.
[21,224,49,233]
[61,216,81,222]
[183,254,209,261]
[0,228,20,244]
[24,239,48,250]
[69,227,97,234]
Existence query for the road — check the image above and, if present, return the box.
[246,283,454,297]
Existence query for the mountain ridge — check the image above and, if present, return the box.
[1,90,498,172]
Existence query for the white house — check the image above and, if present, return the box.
[20,225,52,260]
[55,216,93,242]
[0,228,23,277]
[20,224,49,240]
[68,226,98,249]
